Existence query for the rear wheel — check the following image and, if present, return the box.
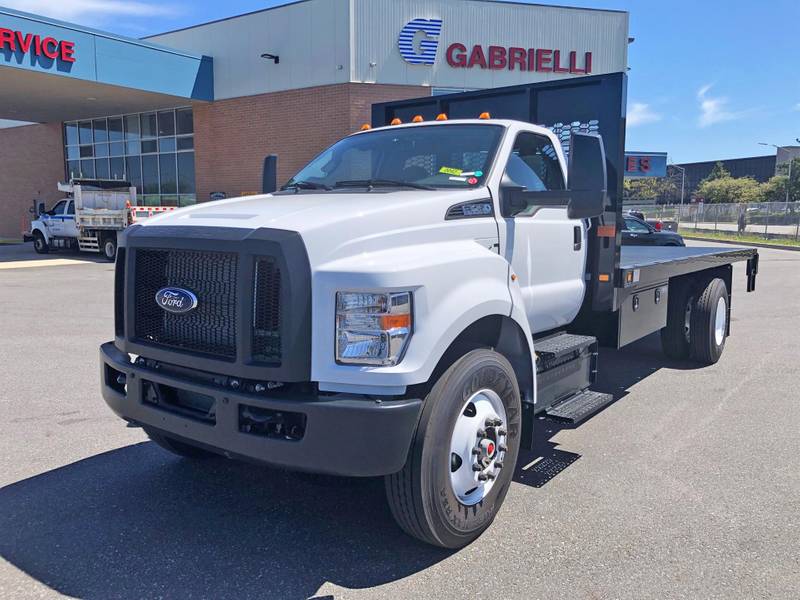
[102,234,117,262]
[689,277,728,365]
[385,349,522,548]
[32,231,49,254]
[144,427,217,459]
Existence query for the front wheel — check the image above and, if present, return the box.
[689,277,729,364]
[385,349,522,548]
[32,231,49,254]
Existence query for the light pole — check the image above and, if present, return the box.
[670,163,686,205]
[759,142,792,202]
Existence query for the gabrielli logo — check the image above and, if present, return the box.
[155,287,198,314]
[0,28,76,63]
[398,18,443,65]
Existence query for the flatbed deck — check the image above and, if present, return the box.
[619,245,758,290]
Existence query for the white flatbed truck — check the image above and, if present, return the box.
[99,73,758,548]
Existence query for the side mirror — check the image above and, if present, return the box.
[262,154,278,194]
[499,174,528,217]
[37,202,46,216]
[567,132,607,220]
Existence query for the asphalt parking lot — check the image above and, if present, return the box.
[1,241,798,600]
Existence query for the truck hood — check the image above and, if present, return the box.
[140,189,494,264]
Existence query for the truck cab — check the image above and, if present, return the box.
[29,198,77,253]
[100,75,757,550]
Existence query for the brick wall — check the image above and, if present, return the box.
[0,123,65,241]
[192,82,427,201]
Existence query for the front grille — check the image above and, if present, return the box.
[134,249,238,359]
[252,257,282,363]
[114,247,126,337]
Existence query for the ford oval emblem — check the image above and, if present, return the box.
[155,287,198,314]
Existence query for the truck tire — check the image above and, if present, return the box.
[32,231,49,254]
[689,277,728,365]
[102,234,117,262]
[660,279,695,360]
[385,349,522,548]
[144,427,217,459]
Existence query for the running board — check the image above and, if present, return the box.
[544,390,614,424]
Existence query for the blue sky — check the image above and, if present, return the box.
[7,0,798,163]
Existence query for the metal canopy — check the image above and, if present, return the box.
[0,7,213,123]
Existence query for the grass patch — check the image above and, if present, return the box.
[679,229,800,248]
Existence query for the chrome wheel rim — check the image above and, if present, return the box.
[714,296,727,346]
[105,241,115,258]
[449,388,508,506]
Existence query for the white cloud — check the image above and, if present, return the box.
[3,0,178,25]
[627,102,662,127]
[697,83,746,127]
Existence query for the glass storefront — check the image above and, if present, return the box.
[63,107,196,207]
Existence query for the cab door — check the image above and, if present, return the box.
[45,199,68,237]
[63,200,79,238]
[499,132,587,334]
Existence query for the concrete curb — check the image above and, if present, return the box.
[683,235,800,252]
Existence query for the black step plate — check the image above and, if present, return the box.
[535,333,596,359]
[545,390,614,424]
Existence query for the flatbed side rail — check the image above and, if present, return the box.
[617,246,758,292]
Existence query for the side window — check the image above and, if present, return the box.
[505,132,565,192]
[66,201,75,215]
[624,218,650,233]
[50,200,67,215]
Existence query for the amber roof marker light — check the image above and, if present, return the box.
[390,118,402,126]
[412,115,424,123]
[479,112,491,119]
[435,113,448,121]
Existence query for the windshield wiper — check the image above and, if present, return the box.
[281,180,332,192]
[333,179,435,191]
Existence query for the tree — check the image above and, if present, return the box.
[762,175,789,202]
[697,176,764,203]
[774,157,800,202]
[702,161,731,184]
[623,177,678,204]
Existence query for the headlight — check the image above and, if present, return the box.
[336,291,412,366]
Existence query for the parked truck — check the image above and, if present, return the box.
[100,74,759,549]
[25,179,174,260]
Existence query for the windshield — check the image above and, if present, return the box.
[284,124,504,190]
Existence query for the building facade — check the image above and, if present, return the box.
[0,0,630,240]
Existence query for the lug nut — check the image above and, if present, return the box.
[494,462,504,469]
[477,473,489,481]
[497,428,506,436]
[498,444,507,453]
[471,448,481,456]
[472,463,483,472]
[477,428,486,438]
[487,472,496,480]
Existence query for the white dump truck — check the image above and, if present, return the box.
[25,179,174,260]
[100,74,758,548]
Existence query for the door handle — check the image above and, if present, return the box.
[573,226,582,251]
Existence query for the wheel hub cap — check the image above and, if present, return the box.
[449,389,508,506]
[714,296,727,346]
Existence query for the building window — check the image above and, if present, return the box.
[63,107,196,206]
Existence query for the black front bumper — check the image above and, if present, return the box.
[100,342,422,477]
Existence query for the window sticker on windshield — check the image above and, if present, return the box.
[461,170,483,177]
[448,176,467,182]
[439,166,463,176]
[467,177,479,185]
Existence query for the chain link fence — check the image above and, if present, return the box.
[625,202,800,241]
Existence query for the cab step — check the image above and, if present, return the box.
[535,333,596,373]
[544,390,614,424]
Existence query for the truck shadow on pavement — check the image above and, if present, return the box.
[0,444,450,599]
[513,332,707,489]
[0,333,705,599]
